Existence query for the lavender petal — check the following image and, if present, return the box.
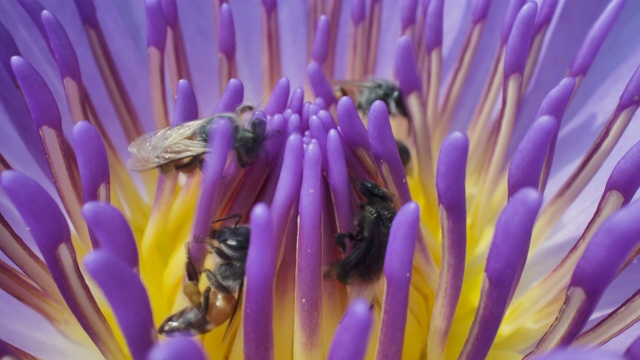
[84,251,156,360]
[72,122,109,204]
[530,348,625,360]
[328,299,373,360]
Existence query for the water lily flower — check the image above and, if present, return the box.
[1,0,640,359]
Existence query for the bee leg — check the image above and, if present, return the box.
[335,232,356,255]
[201,285,212,314]
[203,269,233,294]
[184,259,202,306]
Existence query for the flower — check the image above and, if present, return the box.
[1,0,640,359]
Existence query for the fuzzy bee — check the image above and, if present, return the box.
[327,181,397,287]
[159,215,248,336]
[127,108,267,173]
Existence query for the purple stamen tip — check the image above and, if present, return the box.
[173,79,198,125]
[336,97,369,149]
[571,200,640,302]
[569,0,626,78]
[307,62,337,107]
[41,10,81,83]
[219,3,236,57]
[617,64,640,112]
[626,335,640,360]
[508,116,558,198]
[160,0,178,28]
[328,299,373,360]
[72,121,110,203]
[395,36,422,95]
[351,0,366,25]
[11,56,62,130]
[145,0,167,50]
[436,132,469,210]
[318,110,335,131]
[462,188,541,359]
[424,0,444,52]
[244,203,276,358]
[82,202,138,270]
[501,0,526,44]
[401,0,418,31]
[148,338,206,360]
[287,113,302,134]
[84,251,156,360]
[379,202,419,359]
[534,0,558,34]
[72,0,99,27]
[213,78,244,113]
[0,23,20,84]
[471,0,492,24]
[605,139,640,205]
[312,15,330,64]
[504,1,538,78]
[288,87,304,115]
[261,0,277,14]
[535,77,576,120]
[264,77,290,116]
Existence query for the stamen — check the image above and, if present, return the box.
[16,0,47,44]
[264,77,291,115]
[328,299,373,360]
[72,122,110,204]
[84,251,156,360]
[244,203,276,359]
[162,0,192,97]
[146,0,169,129]
[531,64,640,252]
[438,0,489,135]
[365,0,382,75]
[288,113,302,134]
[294,140,323,357]
[428,132,468,360]
[569,0,626,81]
[148,338,206,360]
[508,116,558,198]
[401,0,418,35]
[310,115,329,171]
[336,98,378,181]
[0,215,64,304]
[173,79,198,124]
[326,130,354,233]
[423,0,443,141]
[0,171,125,359]
[272,134,304,245]
[529,200,640,354]
[312,16,330,66]
[318,110,336,131]
[376,202,419,360]
[302,102,311,129]
[288,87,305,115]
[347,0,366,79]
[522,0,558,90]
[73,0,144,141]
[261,0,282,99]
[0,338,38,360]
[413,0,429,62]
[308,62,337,107]
[213,78,244,113]
[11,56,91,249]
[626,333,640,359]
[459,188,541,360]
[189,119,234,269]
[82,202,139,271]
[218,3,237,94]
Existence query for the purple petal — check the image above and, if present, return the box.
[0,171,124,359]
[11,56,61,130]
[244,203,276,359]
[146,0,167,50]
[326,129,354,233]
[219,3,236,58]
[508,116,558,197]
[569,0,626,78]
[336,97,368,149]
[395,36,422,95]
[460,188,542,360]
[307,61,336,106]
[41,10,81,84]
[82,202,138,271]
[84,251,156,360]
[424,0,443,52]
[173,79,198,125]
[72,121,109,203]
[604,140,640,205]
[328,299,373,360]
[264,77,290,116]
[287,87,304,115]
[147,338,206,360]
[503,2,537,78]
[212,78,244,113]
[530,348,625,360]
[378,202,420,359]
[311,15,329,64]
[295,140,323,353]
[0,21,20,86]
[626,334,640,360]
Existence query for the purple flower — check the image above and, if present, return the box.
[1,0,640,359]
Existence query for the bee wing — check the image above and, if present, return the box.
[223,280,244,341]
[127,117,213,171]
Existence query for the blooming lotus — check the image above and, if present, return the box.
[1,0,640,359]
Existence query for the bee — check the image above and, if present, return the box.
[159,215,248,336]
[326,181,396,286]
[127,106,267,173]
[333,79,408,118]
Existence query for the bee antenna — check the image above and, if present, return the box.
[211,214,242,227]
